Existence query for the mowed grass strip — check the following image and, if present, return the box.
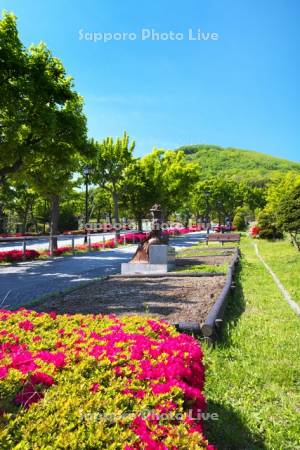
[173,264,228,273]
[202,237,300,450]
[255,238,300,305]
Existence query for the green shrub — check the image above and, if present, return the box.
[232,212,246,231]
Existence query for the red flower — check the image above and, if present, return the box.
[30,372,54,387]
[90,383,100,393]
[15,385,43,407]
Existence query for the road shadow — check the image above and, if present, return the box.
[0,248,137,308]
[203,400,266,450]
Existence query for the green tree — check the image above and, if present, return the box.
[277,182,300,249]
[0,12,88,246]
[266,174,300,249]
[257,208,283,240]
[90,132,135,237]
[121,159,155,230]
[139,149,198,221]
[232,208,247,231]
[189,181,213,224]
[10,183,37,233]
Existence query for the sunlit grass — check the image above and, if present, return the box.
[173,264,228,273]
[202,236,300,449]
[255,238,300,305]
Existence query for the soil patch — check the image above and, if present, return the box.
[33,275,227,325]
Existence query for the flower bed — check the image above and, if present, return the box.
[0,228,200,264]
[0,250,40,263]
[118,232,149,244]
[0,309,215,449]
[47,239,117,257]
[0,240,117,263]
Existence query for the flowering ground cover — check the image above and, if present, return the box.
[0,309,215,449]
[0,240,117,263]
[0,228,199,264]
[0,250,40,263]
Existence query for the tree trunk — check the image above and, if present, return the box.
[112,191,120,238]
[291,233,300,251]
[21,215,27,235]
[49,195,60,253]
[21,205,29,234]
[137,218,143,232]
[43,201,47,234]
[161,207,168,225]
[0,206,7,234]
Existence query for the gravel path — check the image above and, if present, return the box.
[0,233,204,309]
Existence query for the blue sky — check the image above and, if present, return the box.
[2,0,300,161]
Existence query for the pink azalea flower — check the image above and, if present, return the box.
[36,351,66,368]
[0,366,8,379]
[11,351,38,374]
[18,320,34,332]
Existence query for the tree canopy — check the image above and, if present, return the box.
[0,11,88,237]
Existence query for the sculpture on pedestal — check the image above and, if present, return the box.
[131,204,168,263]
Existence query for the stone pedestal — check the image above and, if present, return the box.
[121,245,175,275]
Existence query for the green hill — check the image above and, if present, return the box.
[177,144,300,184]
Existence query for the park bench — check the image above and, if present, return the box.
[206,233,241,246]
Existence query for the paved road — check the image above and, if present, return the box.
[0,232,125,252]
[0,233,204,309]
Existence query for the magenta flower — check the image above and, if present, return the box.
[18,320,34,332]
[11,351,38,374]
[0,366,8,379]
[30,372,54,387]
[36,351,66,368]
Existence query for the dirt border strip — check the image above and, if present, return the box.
[254,242,300,317]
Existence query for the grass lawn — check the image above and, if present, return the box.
[255,238,300,305]
[173,264,228,273]
[202,236,300,450]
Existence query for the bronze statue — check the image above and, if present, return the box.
[131,204,169,263]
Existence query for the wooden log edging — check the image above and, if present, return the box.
[174,322,201,334]
[201,247,240,340]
